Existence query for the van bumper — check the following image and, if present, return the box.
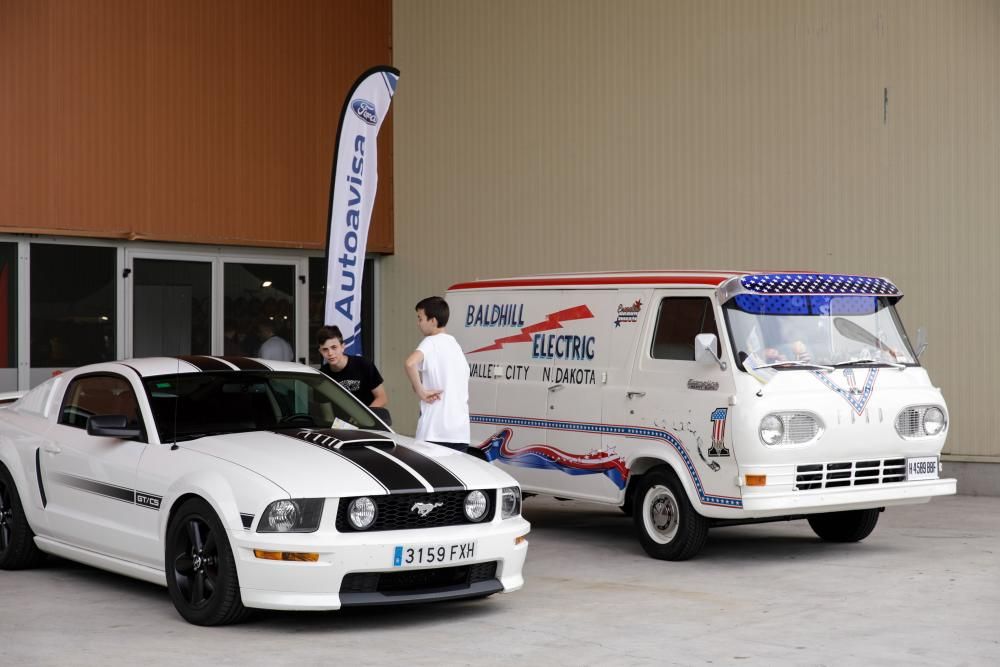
[739,478,957,517]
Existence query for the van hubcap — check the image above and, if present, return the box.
[645,485,679,543]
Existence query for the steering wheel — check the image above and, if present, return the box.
[277,413,316,427]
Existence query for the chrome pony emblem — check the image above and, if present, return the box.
[411,502,443,517]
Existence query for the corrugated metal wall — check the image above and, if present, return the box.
[0,0,394,251]
[387,0,1000,460]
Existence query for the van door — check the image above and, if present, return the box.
[541,290,615,501]
[608,291,741,510]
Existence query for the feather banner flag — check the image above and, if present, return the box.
[324,66,399,354]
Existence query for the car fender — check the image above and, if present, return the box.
[158,466,288,545]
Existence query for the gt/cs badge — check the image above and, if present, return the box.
[411,501,443,517]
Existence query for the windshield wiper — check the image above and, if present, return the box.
[753,360,834,372]
[832,358,906,370]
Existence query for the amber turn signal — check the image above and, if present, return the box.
[515,534,528,545]
[254,550,319,562]
[745,474,767,487]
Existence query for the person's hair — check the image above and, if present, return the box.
[316,326,344,347]
[416,296,450,327]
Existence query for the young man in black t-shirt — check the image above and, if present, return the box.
[316,327,388,408]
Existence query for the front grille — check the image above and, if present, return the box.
[340,561,498,595]
[795,458,906,490]
[336,490,496,532]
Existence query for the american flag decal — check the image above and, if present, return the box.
[708,408,730,457]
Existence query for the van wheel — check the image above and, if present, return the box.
[0,465,46,570]
[633,469,708,560]
[807,509,881,542]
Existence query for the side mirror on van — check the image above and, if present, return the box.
[694,334,727,371]
[915,327,928,359]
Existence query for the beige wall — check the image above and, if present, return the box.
[386,0,1000,461]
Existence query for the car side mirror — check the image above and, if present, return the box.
[87,414,141,439]
[694,333,727,371]
[369,406,393,429]
[915,327,928,359]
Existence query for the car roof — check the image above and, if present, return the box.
[98,357,322,379]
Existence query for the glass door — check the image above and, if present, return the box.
[222,259,303,362]
[125,252,213,358]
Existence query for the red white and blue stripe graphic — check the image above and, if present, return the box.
[478,428,629,490]
[811,368,879,415]
[471,414,742,508]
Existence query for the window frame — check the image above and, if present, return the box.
[58,372,148,442]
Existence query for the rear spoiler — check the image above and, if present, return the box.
[0,391,26,406]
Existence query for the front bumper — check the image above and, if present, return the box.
[231,516,530,611]
[740,477,956,516]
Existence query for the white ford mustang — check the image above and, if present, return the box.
[0,356,529,625]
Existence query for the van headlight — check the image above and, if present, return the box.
[895,405,947,438]
[758,413,822,445]
[759,415,784,445]
[257,498,325,533]
[501,486,521,519]
[464,490,490,522]
[922,407,946,436]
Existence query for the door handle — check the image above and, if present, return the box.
[547,384,564,393]
[626,391,646,399]
[43,443,61,454]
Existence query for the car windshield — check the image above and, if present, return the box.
[723,294,918,371]
[143,371,386,442]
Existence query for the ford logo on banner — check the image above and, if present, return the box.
[352,99,378,125]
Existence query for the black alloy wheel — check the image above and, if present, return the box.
[165,498,250,625]
[0,465,45,570]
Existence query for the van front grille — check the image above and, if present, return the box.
[794,458,906,490]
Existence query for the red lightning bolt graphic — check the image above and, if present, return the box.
[469,305,594,353]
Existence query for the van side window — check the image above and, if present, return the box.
[650,297,719,361]
[60,375,141,431]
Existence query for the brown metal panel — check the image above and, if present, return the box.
[0,0,393,252]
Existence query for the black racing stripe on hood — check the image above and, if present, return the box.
[385,446,465,491]
[334,447,427,494]
[175,355,231,371]
[223,357,270,370]
[275,429,426,493]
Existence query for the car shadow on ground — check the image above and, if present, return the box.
[520,499,902,564]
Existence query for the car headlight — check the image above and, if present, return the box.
[464,490,489,522]
[257,498,325,533]
[922,406,946,436]
[347,497,377,530]
[759,415,784,445]
[501,486,521,519]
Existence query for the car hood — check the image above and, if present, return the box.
[177,427,516,498]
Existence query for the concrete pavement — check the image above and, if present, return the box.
[1,494,998,666]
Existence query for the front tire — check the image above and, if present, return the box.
[0,465,46,570]
[807,508,881,542]
[165,498,250,626]
[633,469,709,560]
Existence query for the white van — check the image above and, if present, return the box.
[447,271,956,560]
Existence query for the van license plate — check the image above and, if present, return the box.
[392,542,477,568]
[906,456,938,481]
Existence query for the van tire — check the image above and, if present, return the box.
[633,469,709,560]
[807,509,881,542]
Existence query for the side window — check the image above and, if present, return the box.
[60,375,141,430]
[650,297,719,361]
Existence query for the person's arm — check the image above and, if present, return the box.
[405,349,441,403]
[369,383,388,408]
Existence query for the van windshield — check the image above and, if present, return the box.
[723,295,918,372]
